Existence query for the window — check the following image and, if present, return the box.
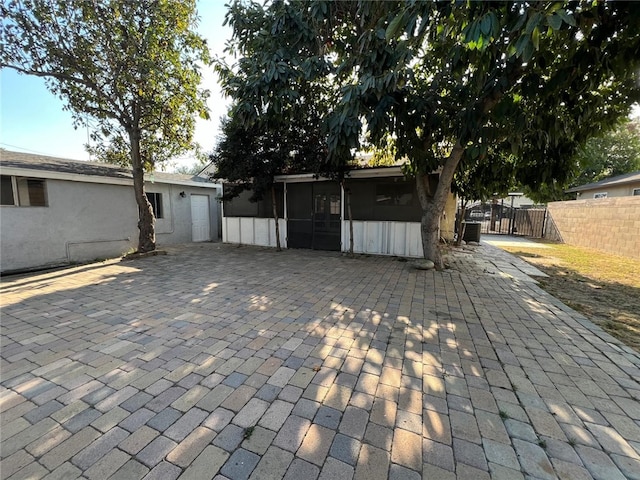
[1,175,47,206]
[146,192,163,218]
[593,192,608,199]
[329,194,340,215]
[1,175,14,205]
[633,188,640,196]
[376,183,413,206]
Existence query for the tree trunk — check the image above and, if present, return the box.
[128,128,156,253]
[415,143,465,269]
[271,184,281,251]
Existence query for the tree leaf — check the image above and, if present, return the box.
[556,9,577,27]
[532,26,540,50]
[547,13,562,31]
[385,11,405,41]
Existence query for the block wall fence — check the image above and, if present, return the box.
[545,196,640,259]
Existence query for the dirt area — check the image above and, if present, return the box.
[500,241,640,352]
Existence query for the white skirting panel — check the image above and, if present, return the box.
[223,217,286,248]
[342,220,423,257]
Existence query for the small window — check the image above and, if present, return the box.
[146,192,163,218]
[329,194,340,215]
[593,192,608,199]
[633,188,640,196]
[1,175,47,206]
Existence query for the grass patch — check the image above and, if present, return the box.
[501,240,640,351]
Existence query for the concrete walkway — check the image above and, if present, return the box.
[1,243,639,480]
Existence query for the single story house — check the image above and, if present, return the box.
[221,166,456,257]
[0,150,221,273]
[566,171,640,199]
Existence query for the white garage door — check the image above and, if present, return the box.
[190,194,211,242]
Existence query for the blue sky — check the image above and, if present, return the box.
[0,1,231,171]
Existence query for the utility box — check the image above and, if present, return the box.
[462,222,481,243]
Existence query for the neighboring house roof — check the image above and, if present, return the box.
[0,149,218,188]
[565,171,640,193]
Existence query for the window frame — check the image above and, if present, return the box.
[633,188,640,196]
[593,192,608,199]
[146,192,164,219]
[1,175,48,207]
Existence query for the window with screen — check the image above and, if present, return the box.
[222,183,284,218]
[375,183,413,206]
[348,177,422,222]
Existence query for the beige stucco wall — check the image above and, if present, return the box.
[576,181,640,199]
[545,196,640,259]
[442,192,456,241]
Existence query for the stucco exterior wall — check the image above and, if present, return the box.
[147,183,221,245]
[575,181,640,199]
[442,192,457,242]
[1,179,221,272]
[545,196,640,259]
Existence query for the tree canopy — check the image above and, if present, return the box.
[572,119,640,187]
[1,0,210,252]
[220,1,640,266]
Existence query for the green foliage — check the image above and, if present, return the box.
[1,0,210,251]
[210,108,325,203]
[363,134,400,167]
[174,162,206,176]
[453,149,516,205]
[572,120,640,187]
[521,119,640,203]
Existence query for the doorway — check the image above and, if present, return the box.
[190,194,211,242]
[287,182,341,251]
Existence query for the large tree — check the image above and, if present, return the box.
[1,0,210,252]
[221,1,640,268]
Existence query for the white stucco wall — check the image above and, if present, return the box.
[147,183,221,245]
[1,178,221,272]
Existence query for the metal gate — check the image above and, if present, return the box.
[512,209,546,238]
[457,205,546,239]
[287,182,341,251]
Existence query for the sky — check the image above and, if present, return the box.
[0,1,232,172]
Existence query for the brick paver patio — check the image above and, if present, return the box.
[1,242,639,479]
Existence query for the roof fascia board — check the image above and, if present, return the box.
[0,166,220,189]
[274,166,407,183]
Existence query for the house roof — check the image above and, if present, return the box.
[0,149,219,188]
[272,165,430,183]
[565,171,640,193]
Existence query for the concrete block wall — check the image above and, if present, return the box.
[545,196,640,259]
